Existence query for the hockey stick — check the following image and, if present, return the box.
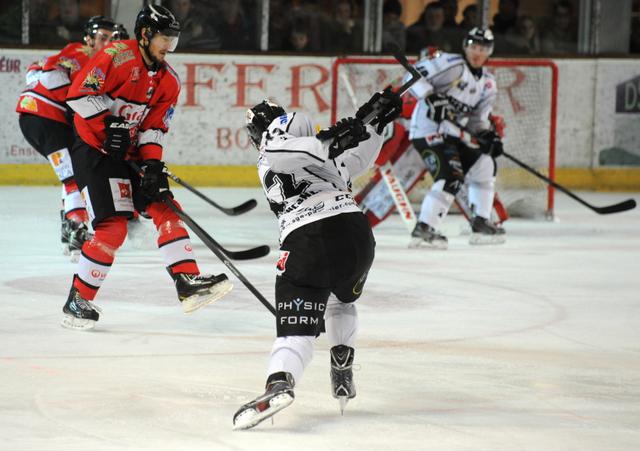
[162,200,276,315]
[165,169,257,216]
[502,152,636,215]
[128,162,271,260]
[447,119,637,215]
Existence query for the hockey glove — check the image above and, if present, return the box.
[355,86,403,134]
[425,92,454,123]
[103,115,131,160]
[316,117,370,159]
[140,160,171,202]
[476,130,503,158]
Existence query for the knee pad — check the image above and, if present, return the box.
[466,154,496,184]
[146,200,189,245]
[87,216,128,260]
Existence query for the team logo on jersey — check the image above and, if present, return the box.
[57,57,80,73]
[130,67,140,82]
[163,106,175,127]
[81,67,105,92]
[352,272,368,296]
[19,95,38,112]
[78,45,93,56]
[109,178,134,212]
[113,50,135,67]
[276,251,290,274]
[104,42,129,57]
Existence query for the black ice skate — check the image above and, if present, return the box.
[469,216,506,245]
[409,222,448,249]
[61,287,101,331]
[233,372,295,430]
[330,345,356,414]
[171,271,233,313]
[67,221,92,262]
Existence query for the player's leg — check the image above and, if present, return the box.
[327,212,375,411]
[132,176,232,313]
[61,140,133,330]
[410,138,463,249]
[234,224,332,430]
[463,151,506,244]
[18,114,89,257]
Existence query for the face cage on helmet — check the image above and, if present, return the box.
[463,38,494,56]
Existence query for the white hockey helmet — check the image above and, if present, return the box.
[463,27,494,55]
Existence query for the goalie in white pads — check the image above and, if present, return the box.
[407,28,506,248]
[233,92,401,430]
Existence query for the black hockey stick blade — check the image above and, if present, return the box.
[163,199,276,315]
[388,43,421,96]
[166,170,257,216]
[503,152,637,215]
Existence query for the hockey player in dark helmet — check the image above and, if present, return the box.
[110,23,130,41]
[134,4,181,70]
[463,27,494,70]
[83,15,118,52]
[245,100,286,149]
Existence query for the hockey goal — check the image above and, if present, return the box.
[330,57,558,219]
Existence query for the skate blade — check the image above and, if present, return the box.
[469,233,506,245]
[338,396,349,415]
[61,314,97,331]
[233,393,294,430]
[181,280,233,314]
[408,237,448,250]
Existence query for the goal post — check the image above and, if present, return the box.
[330,56,558,219]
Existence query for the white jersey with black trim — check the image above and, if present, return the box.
[258,112,384,243]
[405,51,497,141]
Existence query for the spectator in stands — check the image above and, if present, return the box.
[630,17,640,53]
[440,0,459,29]
[0,2,21,44]
[382,0,406,52]
[406,1,456,54]
[167,0,220,50]
[212,0,254,51]
[459,4,477,31]
[328,0,363,52]
[38,0,87,46]
[540,0,577,54]
[504,15,541,54]
[269,0,294,50]
[283,24,313,52]
[492,0,519,35]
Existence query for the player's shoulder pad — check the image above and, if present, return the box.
[416,51,464,78]
[163,61,181,88]
[267,112,315,138]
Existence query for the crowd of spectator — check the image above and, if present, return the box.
[0,0,638,55]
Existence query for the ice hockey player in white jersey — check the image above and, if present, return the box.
[407,28,506,248]
[232,91,401,430]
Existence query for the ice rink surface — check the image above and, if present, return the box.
[0,186,638,451]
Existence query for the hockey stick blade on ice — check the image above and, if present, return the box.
[502,152,636,215]
[166,170,257,216]
[163,200,276,315]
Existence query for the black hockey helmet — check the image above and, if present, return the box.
[84,15,117,39]
[463,27,494,55]
[246,100,286,148]
[135,4,181,50]
[111,23,130,41]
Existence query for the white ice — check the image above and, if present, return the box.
[1,186,638,451]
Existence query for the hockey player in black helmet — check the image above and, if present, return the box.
[83,15,118,51]
[134,4,181,71]
[404,26,505,248]
[245,100,286,149]
[110,23,130,41]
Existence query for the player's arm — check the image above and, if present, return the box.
[467,79,502,157]
[39,46,74,91]
[262,133,330,172]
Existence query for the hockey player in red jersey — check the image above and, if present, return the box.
[16,15,121,259]
[61,5,232,330]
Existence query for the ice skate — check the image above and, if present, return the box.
[172,272,233,313]
[469,216,506,245]
[61,287,101,330]
[330,345,356,414]
[409,222,448,249]
[68,221,92,262]
[233,372,295,430]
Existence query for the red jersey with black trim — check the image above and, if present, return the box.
[16,43,93,125]
[66,39,179,161]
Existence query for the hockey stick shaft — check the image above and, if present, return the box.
[165,170,257,216]
[502,151,636,214]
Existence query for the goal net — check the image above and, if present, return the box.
[331,57,558,219]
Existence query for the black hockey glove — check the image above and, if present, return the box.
[425,92,454,123]
[355,86,402,134]
[316,117,370,159]
[140,160,171,202]
[103,115,131,160]
[476,130,503,158]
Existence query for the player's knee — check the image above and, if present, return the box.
[91,216,128,255]
[468,154,496,182]
[147,200,186,236]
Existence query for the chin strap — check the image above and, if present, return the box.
[138,41,161,72]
